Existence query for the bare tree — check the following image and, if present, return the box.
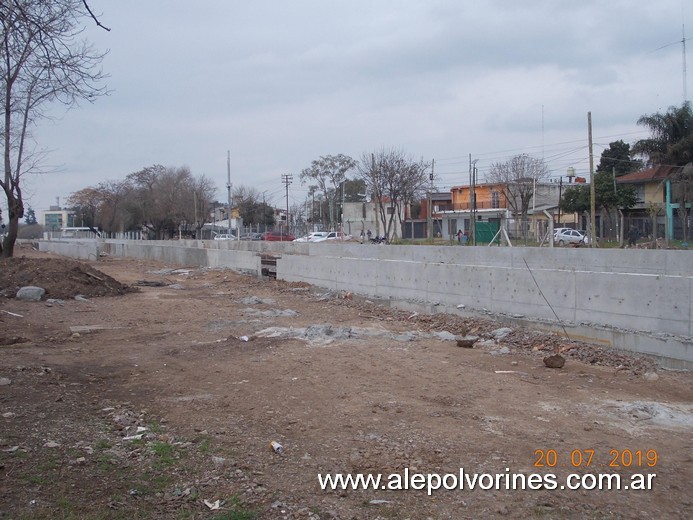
[488,154,549,219]
[357,148,430,240]
[125,165,208,239]
[96,180,130,233]
[0,0,108,257]
[189,174,216,238]
[66,186,103,229]
[67,180,130,233]
[232,185,271,228]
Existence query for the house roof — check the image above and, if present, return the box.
[617,165,681,184]
[431,192,452,201]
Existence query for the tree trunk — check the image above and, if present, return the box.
[0,193,23,258]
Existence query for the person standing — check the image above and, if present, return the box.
[627,226,639,247]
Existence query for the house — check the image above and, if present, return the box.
[522,181,572,240]
[342,199,404,239]
[408,183,512,242]
[616,164,690,240]
[409,181,568,242]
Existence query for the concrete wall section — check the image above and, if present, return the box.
[38,239,99,260]
[37,238,692,369]
[573,271,691,337]
[45,240,262,275]
[276,251,692,368]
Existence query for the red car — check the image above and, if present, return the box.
[260,231,296,241]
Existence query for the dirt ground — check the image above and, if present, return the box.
[0,244,691,519]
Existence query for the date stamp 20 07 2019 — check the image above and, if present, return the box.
[534,449,658,469]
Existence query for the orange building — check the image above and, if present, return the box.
[450,183,508,211]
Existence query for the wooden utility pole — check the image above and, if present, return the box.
[427,159,434,240]
[588,112,597,247]
[227,151,232,235]
[469,155,478,245]
[282,174,293,236]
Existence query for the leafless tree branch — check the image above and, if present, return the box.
[82,0,111,31]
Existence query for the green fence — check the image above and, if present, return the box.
[475,221,500,244]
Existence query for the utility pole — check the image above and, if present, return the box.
[613,166,619,244]
[262,191,268,233]
[588,112,597,248]
[427,159,434,241]
[469,155,478,245]
[227,150,232,235]
[282,174,292,236]
[557,176,563,225]
[193,190,198,239]
[341,180,345,235]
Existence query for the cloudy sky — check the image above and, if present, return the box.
[18,0,691,217]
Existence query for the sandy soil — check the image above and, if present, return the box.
[0,244,691,519]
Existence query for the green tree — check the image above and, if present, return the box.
[633,102,693,166]
[343,178,367,202]
[594,171,637,212]
[560,184,590,214]
[0,0,108,257]
[300,154,357,230]
[596,140,641,176]
[560,173,636,216]
[633,102,693,241]
[24,207,37,225]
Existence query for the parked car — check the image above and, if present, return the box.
[293,231,329,242]
[313,231,352,242]
[261,231,296,241]
[552,227,572,238]
[213,233,237,241]
[554,228,588,246]
[239,232,263,241]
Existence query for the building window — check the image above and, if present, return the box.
[491,191,500,209]
[635,186,645,204]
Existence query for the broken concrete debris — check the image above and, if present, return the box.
[240,296,276,305]
[242,308,298,318]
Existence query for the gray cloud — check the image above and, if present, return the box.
[12,0,689,216]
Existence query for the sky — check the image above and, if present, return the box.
[12,0,692,218]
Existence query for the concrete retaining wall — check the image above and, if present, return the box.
[36,239,101,261]
[38,238,692,369]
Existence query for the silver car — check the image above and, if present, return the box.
[554,228,588,246]
[213,233,237,241]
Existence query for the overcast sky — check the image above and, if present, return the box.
[17,0,691,217]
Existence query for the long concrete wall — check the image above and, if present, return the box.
[38,239,692,369]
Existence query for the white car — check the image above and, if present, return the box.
[313,231,352,242]
[554,228,588,246]
[213,233,237,241]
[293,232,329,242]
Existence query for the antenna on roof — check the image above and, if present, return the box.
[650,2,689,104]
[682,21,688,103]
